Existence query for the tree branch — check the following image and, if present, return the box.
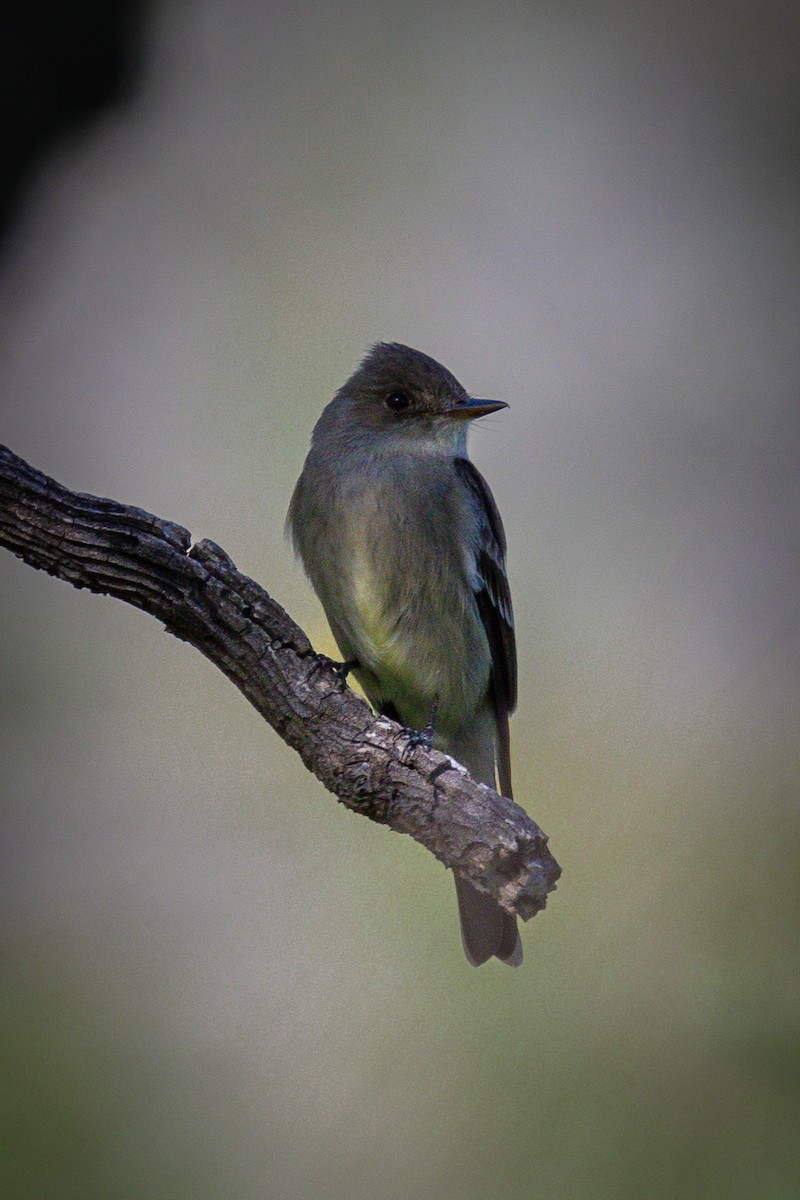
[0,445,560,920]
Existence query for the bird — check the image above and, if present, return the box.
[287,342,521,966]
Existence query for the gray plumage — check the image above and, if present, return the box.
[287,342,521,966]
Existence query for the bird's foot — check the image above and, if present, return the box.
[399,700,438,763]
[312,653,358,688]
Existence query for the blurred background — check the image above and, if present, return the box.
[1,2,798,1197]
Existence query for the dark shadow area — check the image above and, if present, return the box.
[0,1,149,251]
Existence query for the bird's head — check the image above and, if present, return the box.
[315,342,507,455]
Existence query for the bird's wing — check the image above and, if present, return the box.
[454,457,517,799]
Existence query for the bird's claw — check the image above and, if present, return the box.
[400,726,433,763]
[312,653,358,688]
[399,700,438,763]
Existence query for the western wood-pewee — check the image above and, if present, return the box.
[287,342,521,966]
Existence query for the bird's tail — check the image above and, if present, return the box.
[448,709,522,967]
[454,873,522,967]
[381,700,520,962]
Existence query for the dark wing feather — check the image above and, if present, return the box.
[454,457,517,799]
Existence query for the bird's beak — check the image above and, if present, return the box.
[443,397,509,421]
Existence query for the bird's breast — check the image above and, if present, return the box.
[293,450,491,732]
[338,486,489,729]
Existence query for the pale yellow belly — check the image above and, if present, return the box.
[343,544,488,732]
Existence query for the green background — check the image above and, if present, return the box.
[1,3,798,1197]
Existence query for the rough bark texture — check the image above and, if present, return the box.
[0,445,560,920]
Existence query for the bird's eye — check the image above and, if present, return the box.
[384,393,411,413]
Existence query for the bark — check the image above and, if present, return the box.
[0,445,560,920]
